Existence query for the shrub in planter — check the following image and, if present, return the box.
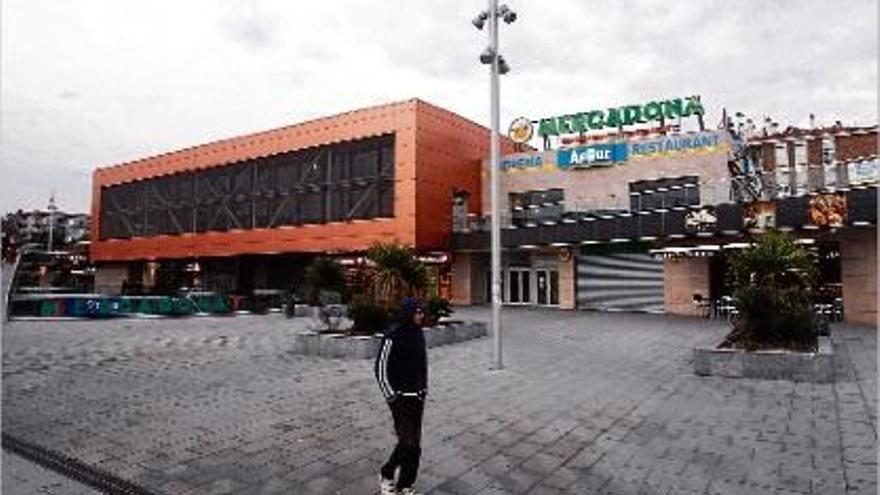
[721,230,818,352]
[425,296,453,326]
[347,296,391,336]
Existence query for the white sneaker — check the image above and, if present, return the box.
[398,488,420,495]
[379,475,397,495]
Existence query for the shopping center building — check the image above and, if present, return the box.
[450,97,878,324]
[91,99,512,299]
[91,96,877,324]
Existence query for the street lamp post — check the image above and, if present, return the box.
[47,191,57,253]
[474,1,516,370]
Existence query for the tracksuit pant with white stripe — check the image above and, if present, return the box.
[381,396,424,489]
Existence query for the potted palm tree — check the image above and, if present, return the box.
[695,230,833,383]
[721,230,818,351]
[365,242,428,307]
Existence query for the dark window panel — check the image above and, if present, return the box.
[328,188,347,222]
[379,184,395,217]
[299,190,324,223]
[331,151,349,182]
[351,148,379,179]
[349,185,379,220]
[99,134,395,239]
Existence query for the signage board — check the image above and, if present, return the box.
[508,117,533,144]
[557,143,628,169]
[534,95,704,138]
[685,207,718,233]
[848,158,879,185]
[500,131,724,174]
[500,151,555,172]
[629,132,720,158]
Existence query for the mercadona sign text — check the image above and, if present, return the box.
[537,96,704,138]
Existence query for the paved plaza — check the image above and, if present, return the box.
[1,308,876,495]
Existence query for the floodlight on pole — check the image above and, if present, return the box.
[499,4,517,23]
[497,55,510,75]
[472,11,489,30]
[479,47,495,65]
[47,191,57,253]
[473,0,515,371]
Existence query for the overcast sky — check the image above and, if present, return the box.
[1,0,877,214]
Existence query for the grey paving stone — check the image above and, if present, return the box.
[1,451,102,495]
[1,309,875,495]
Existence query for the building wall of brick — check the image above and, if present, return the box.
[663,257,710,316]
[840,226,877,325]
[836,133,878,161]
[807,139,822,165]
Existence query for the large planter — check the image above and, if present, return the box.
[294,331,321,355]
[291,321,488,360]
[694,336,834,383]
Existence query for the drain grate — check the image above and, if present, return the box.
[2,432,164,495]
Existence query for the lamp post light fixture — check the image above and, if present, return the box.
[474,0,516,370]
[47,191,57,253]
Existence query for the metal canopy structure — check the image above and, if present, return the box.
[100,134,395,240]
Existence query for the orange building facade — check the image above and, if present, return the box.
[91,99,504,296]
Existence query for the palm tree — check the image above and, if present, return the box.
[365,242,427,307]
[722,230,818,351]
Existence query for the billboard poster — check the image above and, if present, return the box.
[743,201,777,230]
[809,193,847,228]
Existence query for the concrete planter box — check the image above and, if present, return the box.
[292,304,350,319]
[294,331,320,355]
[694,336,834,383]
[348,335,382,359]
[321,334,349,358]
[424,325,453,347]
[292,321,487,359]
[293,304,315,317]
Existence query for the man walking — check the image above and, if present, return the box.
[374,297,428,495]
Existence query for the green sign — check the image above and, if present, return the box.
[537,96,704,138]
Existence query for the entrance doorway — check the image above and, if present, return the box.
[507,268,532,304]
[535,269,559,306]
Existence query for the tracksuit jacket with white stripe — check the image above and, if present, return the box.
[374,323,428,402]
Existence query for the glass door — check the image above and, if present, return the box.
[536,270,548,305]
[536,269,560,306]
[507,268,531,304]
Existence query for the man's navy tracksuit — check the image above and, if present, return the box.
[374,321,427,490]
